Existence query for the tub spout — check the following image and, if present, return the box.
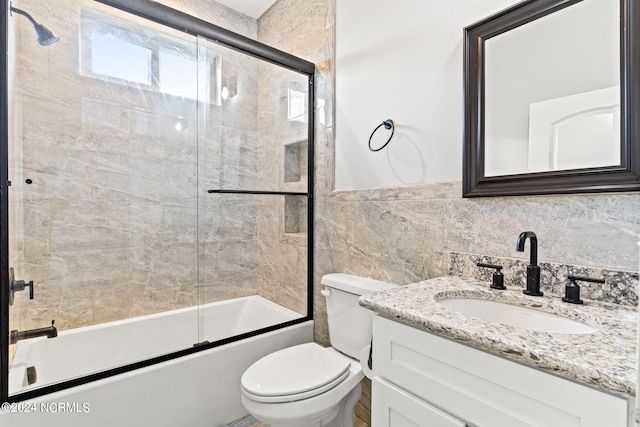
[10,320,57,344]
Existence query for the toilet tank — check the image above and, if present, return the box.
[321,274,398,359]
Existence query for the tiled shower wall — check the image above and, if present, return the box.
[8,0,267,333]
[255,0,331,316]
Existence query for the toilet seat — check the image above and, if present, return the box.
[241,343,351,403]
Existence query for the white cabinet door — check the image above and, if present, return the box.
[372,316,630,427]
[372,377,467,427]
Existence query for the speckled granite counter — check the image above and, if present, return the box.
[359,276,638,397]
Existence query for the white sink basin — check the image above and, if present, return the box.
[439,298,597,334]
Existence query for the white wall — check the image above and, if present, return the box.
[335,0,518,190]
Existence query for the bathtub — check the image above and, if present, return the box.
[2,296,313,427]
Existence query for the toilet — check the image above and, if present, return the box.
[240,273,397,427]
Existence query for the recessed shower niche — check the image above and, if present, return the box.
[284,195,308,237]
[284,140,308,187]
[282,140,308,242]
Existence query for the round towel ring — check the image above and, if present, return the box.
[368,119,395,152]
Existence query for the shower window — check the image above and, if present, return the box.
[91,32,152,84]
[80,8,220,103]
[288,89,307,122]
[159,50,199,100]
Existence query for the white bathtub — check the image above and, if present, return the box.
[2,296,313,427]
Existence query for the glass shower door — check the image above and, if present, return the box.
[195,34,311,344]
[6,0,203,395]
[3,0,314,402]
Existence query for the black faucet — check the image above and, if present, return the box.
[515,231,543,296]
[10,320,57,344]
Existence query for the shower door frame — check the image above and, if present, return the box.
[0,0,10,407]
[0,0,315,403]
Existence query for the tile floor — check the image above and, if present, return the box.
[229,414,368,427]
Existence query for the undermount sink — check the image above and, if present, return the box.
[438,298,597,334]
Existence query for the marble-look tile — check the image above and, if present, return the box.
[200,278,258,303]
[90,287,198,327]
[201,194,258,242]
[396,199,447,280]
[217,128,260,190]
[129,155,198,204]
[316,201,350,254]
[50,200,132,252]
[13,200,51,257]
[344,246,406,286]
[202,240,258,282]
[130,201,197,247]
[333,199,447,285]
[12,248,131,331]
[19,93,130,153]
[20,146,94,202]
[257,241,308,315]
[220,52,259,132]
[312,300,330,347]
[157,0,257,38]
[12,38,49,96]
[92,152,137,201]
[19,247,129,289]
[128,111,198,162]
[444,194,640,272]
[345,201,408,262]
[130,244,198,289]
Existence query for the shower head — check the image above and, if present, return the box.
[10,2,60,46]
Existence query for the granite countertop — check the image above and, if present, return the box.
[359,276,638,397]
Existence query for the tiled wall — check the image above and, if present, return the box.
[316,188,639,297]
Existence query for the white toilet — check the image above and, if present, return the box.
[240,273,397,427]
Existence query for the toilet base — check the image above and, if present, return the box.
[323,382,362,427]
[243,382,362,427]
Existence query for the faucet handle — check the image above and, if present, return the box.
[9,267,35,305]
[563,275,605,305]
[477,263,506,290]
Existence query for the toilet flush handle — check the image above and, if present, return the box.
[320,288,332,298]
[359,344,374,379]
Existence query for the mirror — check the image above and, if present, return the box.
[463,0,640,197]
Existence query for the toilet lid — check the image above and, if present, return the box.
[241,343,351,403]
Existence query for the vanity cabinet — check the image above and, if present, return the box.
[370,316,632,427]
[372,377,466,426]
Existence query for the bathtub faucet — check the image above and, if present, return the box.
[10,320,57,344]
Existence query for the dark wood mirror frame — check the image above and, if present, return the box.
[463,0,640,197]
